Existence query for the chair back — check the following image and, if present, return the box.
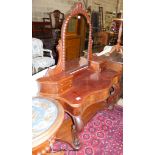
[49,10,64,29]
[32,38,43,58]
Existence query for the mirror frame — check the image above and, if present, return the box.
[48,2,93,76]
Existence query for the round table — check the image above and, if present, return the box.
[32,97,64,155]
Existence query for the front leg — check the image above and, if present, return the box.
[71,115,84,150]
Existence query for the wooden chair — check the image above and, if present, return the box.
[42,10,64,63]
[43,10,64,39]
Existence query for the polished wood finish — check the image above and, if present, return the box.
[109,18,123,46]
[42,10,64,62]
[46,3,93,76]
[37,2,122,150]
[66,35,81,61]
[109,20,123,53]
[116,21,123,45]
[93,31,111,47]
[32,21,52,38]
[42,10,64,40]
[49,10,64,29]
[56,117,74,148]
[55,101,109,149]
[43,10,64,30]
[65,15,88,62]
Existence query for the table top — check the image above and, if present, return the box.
[32,97,64,148]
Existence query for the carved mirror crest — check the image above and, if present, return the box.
[48,2,93,75]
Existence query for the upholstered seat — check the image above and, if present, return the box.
[32,97,58,139]
[32,97,64,154]
[32,38,55,74]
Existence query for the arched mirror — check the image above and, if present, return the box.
[65,14,89,72]
[47,2,93,76]
[61,3,92,73]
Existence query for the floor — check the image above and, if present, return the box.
[53,104,123,155]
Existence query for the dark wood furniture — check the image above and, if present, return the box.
[43,10,64,29]
[109,18,123,46]
[32,21,59,63]
[32,10,64,39]
[43,10,64,39]
[42,10,65,63]
[109,19,123,54]
[37,2,122,150]
[32,21,52,39]
[93,31,113,48]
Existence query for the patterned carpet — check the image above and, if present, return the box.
[53,105,123,155]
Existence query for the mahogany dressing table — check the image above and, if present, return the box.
[37,2,122,149]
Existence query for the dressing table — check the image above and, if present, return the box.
[37,2,122,149]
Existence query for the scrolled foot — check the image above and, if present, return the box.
[71,125,81,150]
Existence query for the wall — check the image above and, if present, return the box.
[32,0,81,21]
[32,0,123,21]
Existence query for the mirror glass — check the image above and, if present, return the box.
[65,14,89,72]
